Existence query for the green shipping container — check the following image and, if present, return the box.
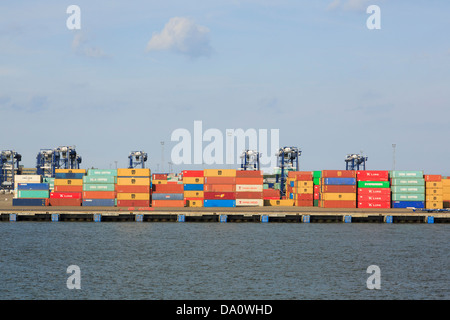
[390,171,423,178]
[313,177,321,185]
[313,171,322,178]
[17,190,49,198]
[83,176,117,184]
[391,186,425,194]
[83,184,116,191]
[391,193,425,201]
[358,181,390,188]
[313,199,319,207]
[88,169,118,176]
[390,178,425,186]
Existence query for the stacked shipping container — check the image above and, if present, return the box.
[50,169,84,206]
[443,177,450,208]
[320,170,357,208]
[357,170,391,209]
[116,169,151,207]
[204,169,236,207]
[292,171,314,207]
[425,175,443,209]
[152,173,184,207]
[13,178,50,206]
[235,170,264,207]
[183,170,204,207]
[390,171,425,208]
[82,169,117,207]
[313,171,321,207]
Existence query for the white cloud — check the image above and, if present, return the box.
[71,32,107,58]
[146,17,212,58]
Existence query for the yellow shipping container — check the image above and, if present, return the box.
[116,193,150,200]
[184,191,204,198]
[152,179,168,185]
[296,181,313,188]
[425,188,443,195]
[117,168,151,177]
[442,179,450,187]
[117,177,150,186]
[203,169,236,177]
[426,201,443,209]
[183,177,204,184]
[426,195,443,202]
[442,187,450,194]
[54,179,83,186]
[426,181,442,189]
[264,199,294,206]
[293,187,314,194]
[186,199,203,207]
[322,193,356,201]
[55,169,86,174]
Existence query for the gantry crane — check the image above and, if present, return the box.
[345,153,367,170]
[0,150,22,190]
[276,146,301,198]
[240,150,261,171]
[128,151,148,168]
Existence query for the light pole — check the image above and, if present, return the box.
[392,144,396,171]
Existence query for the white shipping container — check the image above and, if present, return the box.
[236,199,264,206]
[235,184,263,192]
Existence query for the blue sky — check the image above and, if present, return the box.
[1,1,449,174]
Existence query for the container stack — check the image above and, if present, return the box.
[390,171,425,209]
[50,169,85,206]
[320,170,357,208]
[203,169,236,208]
[152,173,184,207]
[116,169,151,207]
[183,170,204,207]
[13,176,49,206]
[292,171,314,207]
[263,188,280,201]
[357,170,391,209]
[82,169,117,207]
[235,170,264,207]
[443,177,450,208]
[13,175,42,198]
[313,171,321,207]
[425,175,443,210]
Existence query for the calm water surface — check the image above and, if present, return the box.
[0,222,448,300]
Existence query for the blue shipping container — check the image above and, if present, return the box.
[323,178,356,185]
[183,184,204,191]
[152,193,184,200]
[82,199,115,207]
[204,199,236,207]
[12,198,47,206]
[391,201,425,209]
[55,172,85,179]
[17,183,49,190]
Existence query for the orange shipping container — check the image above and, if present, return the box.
[203,184,236,192]
[82,191,116,199]
[204,177,236,184]
[152,200,184,207]
[117,200,150,207]
[235,177,263,185]
[54,185,83,192]
[235,170,262,177]
[424,175,442,182]
[322,170,356,178]
[116,185,151,193]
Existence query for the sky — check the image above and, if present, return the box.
[1,0,449,175]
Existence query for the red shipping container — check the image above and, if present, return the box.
[204,177,236,184]
[116,185,151,193]
[321,200,356,208]
[294,172,313,181]
[297,193,314,200]
[322,170,356,178]
[204,184,235,192]
[182,170,204,177]
[49,198,82,206]
[50,192,82,199]
[356,170,389,181]
[358,201,390,209]
[152,184,184,193]
[321,185,356,193]
[152,174,167,180]
[204,192,236,200]
[152,200,184,207]
[235,177,264,185]
[263,189,280,197]
[314,192,320,200]
[357,188,390,195]
[424,175,442,182]
[54,185,83,192]
[296,200,313,207]
[358,194,391,202]
[235,192,263,199]
[82,191,116,199]
[236,170,262,177]
[314,185,320,192]
[117,200,150,207]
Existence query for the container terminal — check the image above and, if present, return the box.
[1,147,449,223]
